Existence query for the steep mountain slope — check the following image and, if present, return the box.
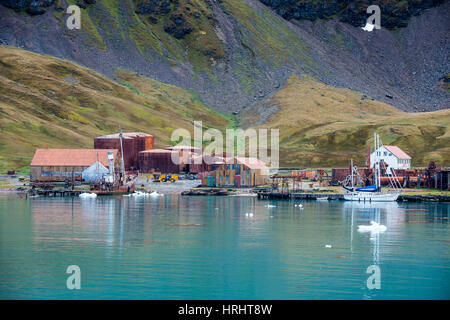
[243,74,450,167]
[0,0,448,113]
[260,0,446,28]
[0,46,448,172]
[0,46,233,172]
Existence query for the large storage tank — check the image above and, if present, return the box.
[165,146,202,155]
[138,149,181,174]
[94,132,154,171]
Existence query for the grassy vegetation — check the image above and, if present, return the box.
[243,74,450,167]
[0,46,233,173]
[222,0,314,70]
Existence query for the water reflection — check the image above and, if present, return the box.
[0,194,448,299]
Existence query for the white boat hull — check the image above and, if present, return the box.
[344,192,400,202]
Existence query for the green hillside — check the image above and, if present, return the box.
[243,74,450,167]
[0,46,233,173]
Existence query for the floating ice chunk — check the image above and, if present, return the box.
[325,244,332,248]
[358,221,387,232]
[79,193,97,198]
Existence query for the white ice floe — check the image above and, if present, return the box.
[358,221,387,233]
[325,245,332,248]
[134,191,152,197]
[79,193,97,199]
[124,191,163,197]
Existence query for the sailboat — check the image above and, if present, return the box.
[91,129,137,195]
[343,133,402,202]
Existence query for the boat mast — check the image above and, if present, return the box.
[351,158,354,191]
[377,133,381,190]
[374,132,378,191]
[119,128,126,182]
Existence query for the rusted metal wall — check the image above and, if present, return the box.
[138,151,181,174]
[94,135,153,171]
[331,168,367,184]
[30,166,88,182]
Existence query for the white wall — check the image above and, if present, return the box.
[370,146,410,174]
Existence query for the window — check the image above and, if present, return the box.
[384,152,387,156]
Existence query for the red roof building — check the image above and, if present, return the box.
[30,149,119,182]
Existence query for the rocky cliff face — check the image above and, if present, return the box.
[0,0,448,114]
[259,0,446,28]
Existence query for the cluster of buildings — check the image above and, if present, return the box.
[29,131,448,190]
[29,131,271,187]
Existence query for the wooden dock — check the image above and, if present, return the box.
[28,189,85,197]
[257,191,450,202]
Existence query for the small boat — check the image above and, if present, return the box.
[343,133,402,202]
[344,192,399,202]
[90,180,136,196]
[316,197,329,201]
[90,129,137,196]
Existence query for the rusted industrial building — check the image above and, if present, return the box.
[138,149,181,174]
[165,146,202,155]
[94,132,154,171]
[30,149,119,182]
[204,157,270,187]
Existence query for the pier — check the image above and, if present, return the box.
[257,191,450,202]
[27,189,85,197]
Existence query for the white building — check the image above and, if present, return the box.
[370,145,411,174]
[82,161,109,183]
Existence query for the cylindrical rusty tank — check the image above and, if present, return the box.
[165,146,202,155]
[138,149,180,174]
[94,132,154,171]
[379,176,405,186]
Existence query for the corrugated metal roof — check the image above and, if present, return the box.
[96,132,153,139]
[30,149,119,167]
[166,145,202,151]
[384,146,411,159]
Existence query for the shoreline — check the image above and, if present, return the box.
[1,186,449,202]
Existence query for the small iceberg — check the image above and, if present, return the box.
[325,244,332,248]
[358,221,387,233]
[79,193,97,199]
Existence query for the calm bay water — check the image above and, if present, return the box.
[0,194,449,300]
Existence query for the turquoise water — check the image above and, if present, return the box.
[0,194,449,300]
